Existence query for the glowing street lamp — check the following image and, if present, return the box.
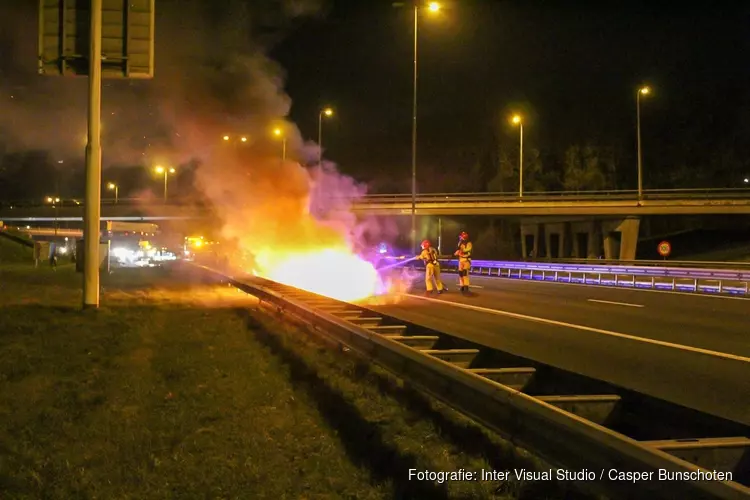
[107,182,119,204]
[408,1,441,253]
[222,134,250,144]
[273,128,287,161]
[511,114,524,198]
[154,165,176,202]
[636,85,651,200]
[45,196,61,234]
[318,107,334,166]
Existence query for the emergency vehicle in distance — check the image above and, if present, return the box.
[183,235,221,263]
[108,221,177,266]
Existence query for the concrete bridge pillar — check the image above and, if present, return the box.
[543,222,567,258]
[618,217,641,261]
[588,226,600,259]
[570,221,599,259]
[520,223,540,258]
[601,217,641,261]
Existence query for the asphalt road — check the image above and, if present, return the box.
[366,273,750,426]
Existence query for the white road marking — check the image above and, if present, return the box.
[458,273,750,302]
[587,299,644,308]
[404,293,750,363]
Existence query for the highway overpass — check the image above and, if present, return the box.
[2,189,750,220]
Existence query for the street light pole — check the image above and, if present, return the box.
[273,128,286,163]
[405,2,439,253]
[519,122,524,198]
[411,3,419,255]
[83,0,103,309]
[318,107,333,166]
[155,166,175,202]
[318,112,324,166]
[512,114,523,198]
[637,86,650,200]
[108,183,118,204]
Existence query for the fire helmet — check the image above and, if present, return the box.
[421,239,431,249]
[459,231,469,241]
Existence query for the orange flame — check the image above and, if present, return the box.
[254,247,387,302]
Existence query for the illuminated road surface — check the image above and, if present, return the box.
[367,274,750,426]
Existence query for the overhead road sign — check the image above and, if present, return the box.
[38,0,155,78]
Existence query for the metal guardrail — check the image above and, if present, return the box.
[518,258,750,270]
[429,259,750,295]
[193,264,749,499]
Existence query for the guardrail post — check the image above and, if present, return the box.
[718,280,723,294]
[651,276,655,289]
[614,274,619,286]
[530,270,534,280]
[672,278,676,291]
[597,273,601,285]
[693,278,698,292]
[542,270,546,280]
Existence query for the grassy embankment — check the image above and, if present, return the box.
[0,247,589,499]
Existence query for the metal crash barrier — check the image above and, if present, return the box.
[192,264,749,500]
[402,258,750,295]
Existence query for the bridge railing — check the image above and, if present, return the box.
[354,188,750,204]
[3,188,750,209]
[387,257,750,295]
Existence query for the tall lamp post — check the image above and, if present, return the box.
[107,182,119,204]
[636,86,651,200]
[409,1,441,253]
[318,107,334,166]
[154,165,175,202]
[45,196,61,235]
[511,114,524,198]
[273,128,287,161]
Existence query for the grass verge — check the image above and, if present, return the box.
[0,264,590,499]
[0,233,33,265]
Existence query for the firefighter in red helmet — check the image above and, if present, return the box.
[418,239,444,296]
[454,231,473,294]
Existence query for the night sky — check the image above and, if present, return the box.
[272,1,750,189]
[2,0,750,195]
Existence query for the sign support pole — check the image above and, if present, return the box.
[83,0,103,309]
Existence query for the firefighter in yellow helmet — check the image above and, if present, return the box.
[418,239,444,296]
[454,231,473,294]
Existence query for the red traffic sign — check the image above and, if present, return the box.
[657,241,671,257]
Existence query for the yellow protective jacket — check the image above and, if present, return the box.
[418,247,439,265]
[455,241,472,261]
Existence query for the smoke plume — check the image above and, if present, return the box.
[0,0,400,275]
